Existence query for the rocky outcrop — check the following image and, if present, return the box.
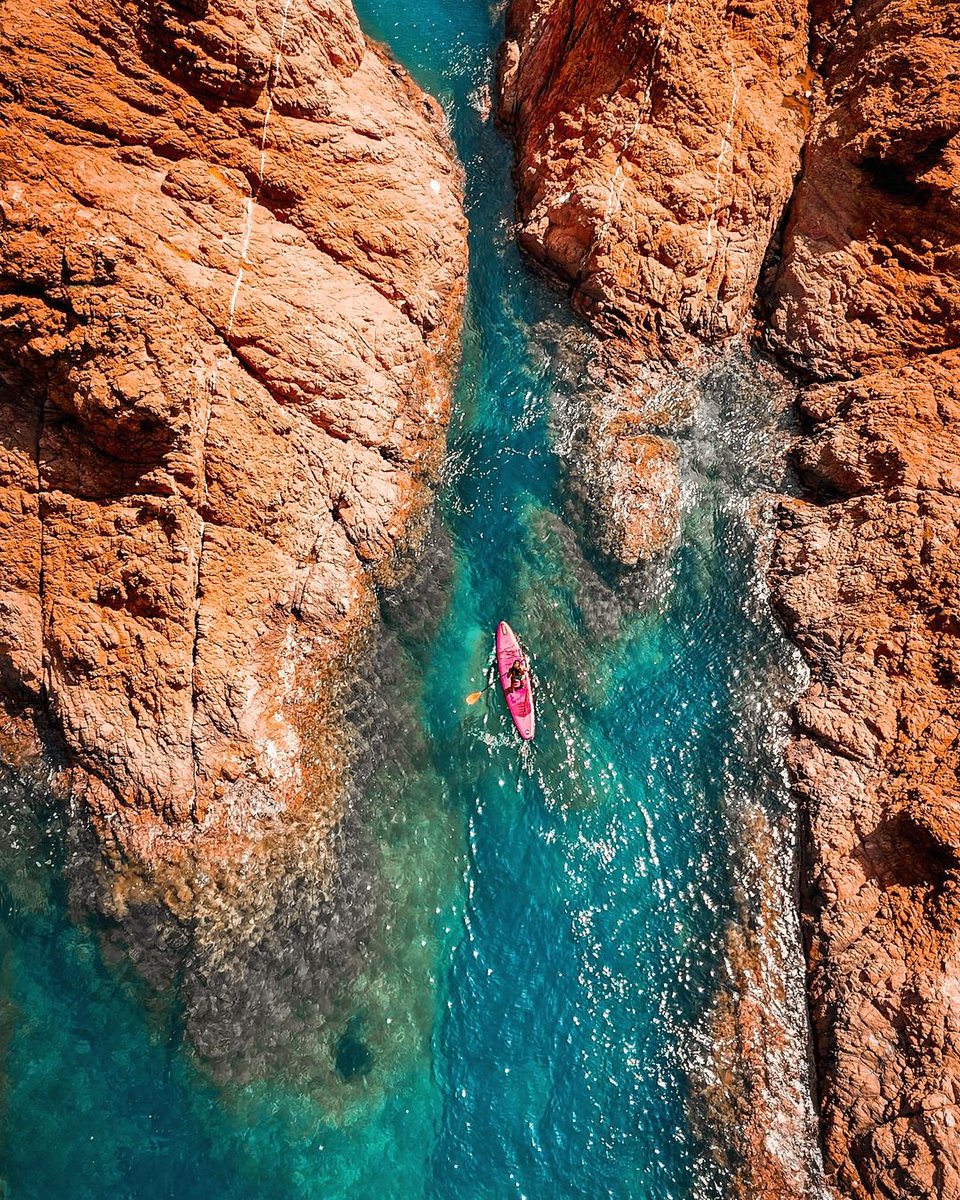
[498,0,810,360]
[0,0,466,888]
[501,0,960,1193]
[497,0,810,562]
[587,424,680,565]
[765,0,960,380]
[767,0,960,1194]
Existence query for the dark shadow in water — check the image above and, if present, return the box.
[334,1013,375,1080]
[62,797,381,1088]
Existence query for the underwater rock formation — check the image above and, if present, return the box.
[0,0,467,891]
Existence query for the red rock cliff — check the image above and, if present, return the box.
[0,0,466,885]
[497,0,809,360]
[767,0,960,1194]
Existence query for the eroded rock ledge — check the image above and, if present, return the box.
[0,0,467,893]
[498,0,809,359]
[500,0,960,1195]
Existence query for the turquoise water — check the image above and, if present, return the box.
[0,4,808,1198]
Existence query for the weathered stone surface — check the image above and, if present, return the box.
[498,0,810,361]
[498,0,809,563]
[771,359,960,1200]
[0,0,467,882]
[766,0,960,1192]
[766,0,960,380]
[584,423,680,566]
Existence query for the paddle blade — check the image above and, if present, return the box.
[466,691,484,705]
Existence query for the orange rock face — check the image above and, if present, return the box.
[0,0,466,879]
[498,0,809,563]
[772,361,960,1199]
[766,0,960,1192]
[765,0,960,379]
[584,424,680,566]
[498,0,809,361]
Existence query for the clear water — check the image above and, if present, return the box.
[0,3,812,1198]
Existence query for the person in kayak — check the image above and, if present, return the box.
[506,660,526,692]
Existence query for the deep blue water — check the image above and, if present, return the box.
[0,3,810,1198]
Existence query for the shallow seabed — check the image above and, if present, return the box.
[0,2,818,1198]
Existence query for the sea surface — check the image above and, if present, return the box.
[0,3,816,1198]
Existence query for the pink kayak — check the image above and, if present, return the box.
[496,621,535,741]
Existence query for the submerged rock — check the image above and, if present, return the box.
[696,804,825,1200]
[585,425,680,567]
[0,0,467,892]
